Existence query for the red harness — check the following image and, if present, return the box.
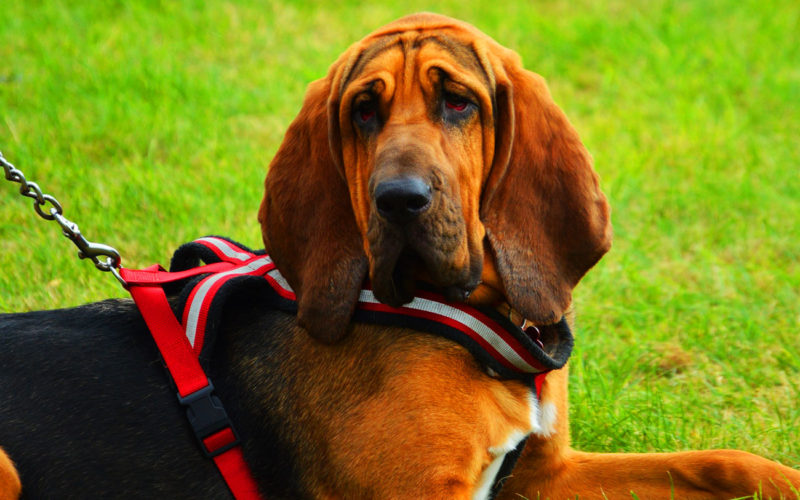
[120,247,267,499]
[119,237,570,499]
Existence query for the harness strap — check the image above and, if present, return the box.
[120,263,264,500]
[122,261,237,286]
[126,282,210,397]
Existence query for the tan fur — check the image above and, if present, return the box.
[0,448,20,500]
[259,13,800,499]
[267,324,536,499]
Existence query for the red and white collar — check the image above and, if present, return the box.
[175,236,573,383]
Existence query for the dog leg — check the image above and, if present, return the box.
[498,368,800,499]
[0,448,21,500]
[503,448,800,499]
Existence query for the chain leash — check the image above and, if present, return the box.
[1,150,127,287]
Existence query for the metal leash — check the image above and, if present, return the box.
[1,150,127,287]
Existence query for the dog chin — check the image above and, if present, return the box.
[367,211,482,307]
[370,245,481,308]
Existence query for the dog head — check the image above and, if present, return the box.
[259,13,611,343]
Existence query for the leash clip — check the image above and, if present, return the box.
[178,379,241,458]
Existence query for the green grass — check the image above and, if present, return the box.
[2,0,798,472]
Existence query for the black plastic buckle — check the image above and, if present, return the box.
[177,379,240,458]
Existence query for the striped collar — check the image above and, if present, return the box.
[170,236,573,384]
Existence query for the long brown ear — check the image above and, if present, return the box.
[258,77,368,343]
[481,53,612,325]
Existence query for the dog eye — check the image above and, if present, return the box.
[358,108,376,123]
[442,93,474,123]
[354,100,379,129]
[445,96,469,112]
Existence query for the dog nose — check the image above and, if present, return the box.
[374,176,432,224]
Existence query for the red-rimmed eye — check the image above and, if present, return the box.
[442,94,473,124]
[445,98,469,112]
[359,109,376,122]
[355,101,378,128]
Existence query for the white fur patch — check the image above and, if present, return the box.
[489,429,528,457]
[527,390,542,435]
[471,451,507,500]
[537,402,558,437]
[473,431,529,500]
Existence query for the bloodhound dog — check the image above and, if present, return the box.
[1,12,798,500]
[258,13,800,499]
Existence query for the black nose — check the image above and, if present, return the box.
[373,176,433,224]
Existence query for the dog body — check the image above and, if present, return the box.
[0,291,543,499]
[2,13,799,499]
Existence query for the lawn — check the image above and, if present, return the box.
[2,0,799,478]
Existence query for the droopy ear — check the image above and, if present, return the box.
[481,53,612,325]
[258,77,368,343]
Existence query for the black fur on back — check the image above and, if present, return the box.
[0,290,305,499]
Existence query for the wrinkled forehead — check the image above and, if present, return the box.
[339,30,494,97]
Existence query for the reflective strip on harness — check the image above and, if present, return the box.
[182,255,275,351]
[195,236,253,262]
[357,289,547,374]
